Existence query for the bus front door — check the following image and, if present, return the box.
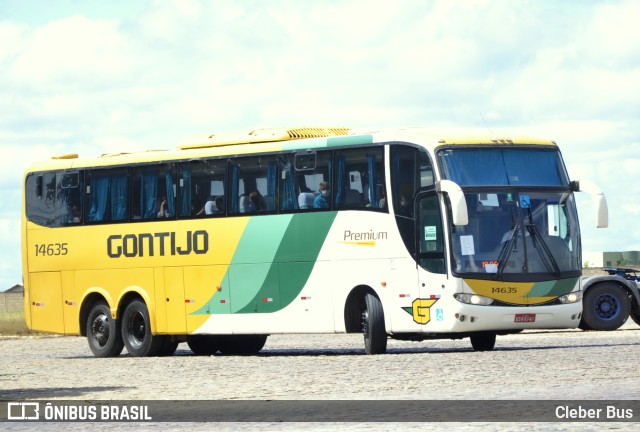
[415,191,448,328]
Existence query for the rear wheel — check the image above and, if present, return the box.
[157,338,179,356]
[218,335,268,355]
[86,301,124,358]
[362,293,387,354]
[581,283,631,331]
[470,332,496,351]
[187,335,221,355]
[121,299,164,357]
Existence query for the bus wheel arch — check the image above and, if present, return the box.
[79,290,114,337]
[343,285,388,354]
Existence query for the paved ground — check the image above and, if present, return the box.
[1,321,639,431]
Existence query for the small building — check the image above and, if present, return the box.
[5,284,24,294]
[0,284,24,313]
[603,251,640,268]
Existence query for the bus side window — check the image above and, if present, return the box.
[391,145,433,218]
[179,159,226,217]
[229,156,278,215]
[417,193,446,274]
[85,168,129,223]
[281,151,331,212]
[26,171,82,227]
[61,172,82,225]
[334,147,385,210]
[130,164,175,220]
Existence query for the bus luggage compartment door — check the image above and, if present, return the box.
[28,272,65,333]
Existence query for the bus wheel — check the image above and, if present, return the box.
[86,301,124,358]
[187,335,220,355]
[121,299,164,357]
[157,338,179,356]
[631,303,640,327]
[581,283,631,331]
[470,332,496,351]
[218,335,268,355]
[362,293,387,354]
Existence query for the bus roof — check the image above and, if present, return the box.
[25,127,558,172]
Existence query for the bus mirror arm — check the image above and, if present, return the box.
[573,179,609,228]
[436,180,469,226]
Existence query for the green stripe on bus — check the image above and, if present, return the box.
[327,135,373,147]
[237,211,337,313]
[528,277,578,298]
[194,212,337,315]
[192,215,291,315]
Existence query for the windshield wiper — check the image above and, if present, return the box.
[526,223,561,277]
[523,202,562,277]
[495,224,520,277]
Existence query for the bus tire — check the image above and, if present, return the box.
[157,338,179,356]
[581,283,631,331]
[187,335,220,355]
[86,301,124,358]
[631,303,640,327]
[362,293,387,354]
[218,335,268,355]
[470,332,496,351]
[121,299,164,357]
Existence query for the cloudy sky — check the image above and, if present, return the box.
[1,0,639,289]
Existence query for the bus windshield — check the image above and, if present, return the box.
[443,191,581,280]
[435,147,580,281]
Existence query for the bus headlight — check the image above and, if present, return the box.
[558,291,582,304]
[454,293,494,306]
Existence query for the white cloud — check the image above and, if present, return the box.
[1,0,640,287]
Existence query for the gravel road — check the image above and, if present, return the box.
[1,322,639,431]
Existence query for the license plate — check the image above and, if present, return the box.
[514,313,536,323]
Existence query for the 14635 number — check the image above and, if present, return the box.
[35,243,68,256]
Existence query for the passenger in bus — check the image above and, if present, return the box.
[157,196,170,218]
[68,205,81,224]
[197,196,223,216]
[241,192,261,213]
[298,187,316,210]
[213,196,224,214]
[313,182,331,209]
[378,188,387,209]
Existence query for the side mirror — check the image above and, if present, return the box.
[436,180,468,226]
[573,179,608,228]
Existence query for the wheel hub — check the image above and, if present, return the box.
[91,315,109,346]
[595,294,619,319]
[361,310,369,336]
[128,312,146,346]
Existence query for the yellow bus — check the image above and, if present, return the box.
[21,127,608,357]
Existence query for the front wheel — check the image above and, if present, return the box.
[121,299,164,357]
[86,301,124,358]
[362,293,387,354]
[581,283,631,331]
[470,332,496,351]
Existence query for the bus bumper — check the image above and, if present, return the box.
[444,301,583,332]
